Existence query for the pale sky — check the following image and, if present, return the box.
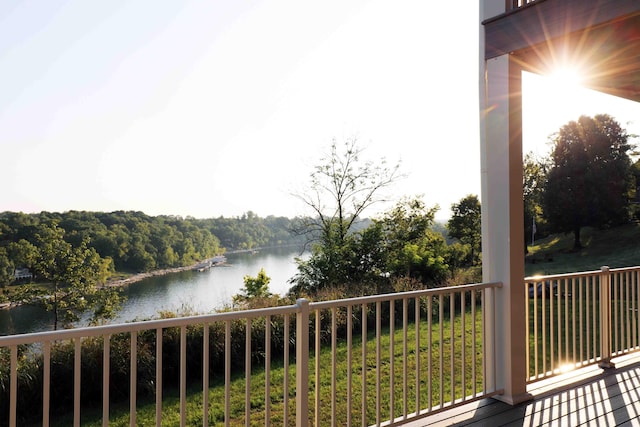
[2,1,639,220]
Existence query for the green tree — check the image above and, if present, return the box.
[290,138,403,293]
[30,223,121,330]
[377,197,447,281]
[543,114,633,249]
[0,248,14,287]
[234,268,272,305]
[523,153,548,250]
[447,195,481,265]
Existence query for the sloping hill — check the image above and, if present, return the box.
[525,223,640,277]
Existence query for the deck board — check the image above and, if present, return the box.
[400,354,640,426]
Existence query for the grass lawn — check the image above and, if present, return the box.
[525,223,640,277]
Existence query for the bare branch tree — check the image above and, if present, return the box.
[292,137,405,248]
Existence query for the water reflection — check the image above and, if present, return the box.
[0,247,307,335]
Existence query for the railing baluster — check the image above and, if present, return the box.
[472,291,477,397]
[43,340,50,427]
[415,297,421,414]
[265,315,271,427]
[346,306,352,427]
[202,324,209,427]
[180,326,187,427]
[402,297,408,418]
[481,290,486,393]
[571,277,582,366]
[591,275,602,361]
[450,291,455,404]
[225,321,231,427]
[10,345,17,427]
[587,276,592,362]
[626,270,631,352]
[524,281,535,382]
[564,278,569,366]
[439,294,444,408]
[627,272,631,352]
[614,273,619,355]
[599,267,613,368]
[636,271,640,350]
[461,290,466,401]
[389,299,395,423]
[75,337,81,427]
[376,301,381,426]
[361,303,367,427]
[314,308,320,426]
[245,319,251,427]
[283,313,290,427]
[556,279,561,370]
[331,307,336,427]
[633,271,637,350]
[156,327,163,427]
[131,331,138,427]
[541,282,553,373]
[103,334,111,427]
[428,296,433,411]
[533,281,544,376]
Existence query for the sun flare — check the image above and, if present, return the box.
[546,66,584,91]
[522,67,592,156]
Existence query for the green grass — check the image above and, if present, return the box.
[525,223,640,277]
[56,303,485,427]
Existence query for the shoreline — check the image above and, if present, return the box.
[105,256,227,288]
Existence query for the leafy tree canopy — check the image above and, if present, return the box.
[543,114,634,249]
[447,195,481,265]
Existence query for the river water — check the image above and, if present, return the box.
[0,246,308,336]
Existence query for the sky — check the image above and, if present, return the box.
[2,1,639,221]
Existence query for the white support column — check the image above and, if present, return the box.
[480,2,531,402]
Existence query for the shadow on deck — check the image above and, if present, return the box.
[403,353,640,426]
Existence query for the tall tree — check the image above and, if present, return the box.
[290,138,403,293]
[293,138,403,248]
[543,114,633,249]
[447,195,481,265]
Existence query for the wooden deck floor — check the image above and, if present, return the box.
[401,353,640,426]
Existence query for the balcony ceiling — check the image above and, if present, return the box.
[484,0,640,103]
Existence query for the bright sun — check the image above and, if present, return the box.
[546,66,584,91]
[522,67,590,156]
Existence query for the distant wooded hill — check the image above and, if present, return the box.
[0,210,305,274]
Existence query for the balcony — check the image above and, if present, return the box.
[2,267,640,426]
[2,1,639,425]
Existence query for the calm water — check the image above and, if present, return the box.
[0,246,307,336]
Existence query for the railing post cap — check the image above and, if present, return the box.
[601,266,610,272]
[296,298,309,308]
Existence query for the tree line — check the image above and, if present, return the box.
[0,210,305,284]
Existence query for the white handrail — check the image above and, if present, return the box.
[1,283,502,427]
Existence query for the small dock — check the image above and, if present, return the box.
[193,255,227,272]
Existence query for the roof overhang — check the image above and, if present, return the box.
[484,0,640,103]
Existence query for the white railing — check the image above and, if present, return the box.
[525,266,640,383]
[0,282,501,427]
